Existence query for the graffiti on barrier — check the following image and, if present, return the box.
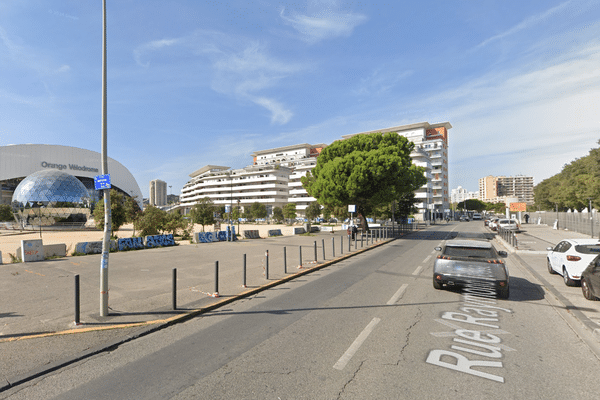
[145,234,176,248]
[118,237,144,251]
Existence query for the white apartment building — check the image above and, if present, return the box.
[179,122,451,220]
[342,122,452,220]
[451,186,479,204]
[179,164,292,215]
[149,179,167,206]
[251,143,326,215]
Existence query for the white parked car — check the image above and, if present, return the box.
[547,239,600,286]
[497,219,519,231]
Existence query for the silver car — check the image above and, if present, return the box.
[433,239,510,299]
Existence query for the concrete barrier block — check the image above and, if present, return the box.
[20,239,44,262]
[145,234,176,248]
[268,229,283,237]
[43,244,67,258]
[118,237,144,251]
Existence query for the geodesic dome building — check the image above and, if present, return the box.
[12,170,93,228]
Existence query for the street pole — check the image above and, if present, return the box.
[590,199,594,238]
[99,0,111,317]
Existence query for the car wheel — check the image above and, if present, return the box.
[582,278,597,300]
[498,286,509,299]
[563,267,576,287]
[433,279,442,290]
[547,259,556,274]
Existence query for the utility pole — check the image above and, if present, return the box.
[100,0,111,317]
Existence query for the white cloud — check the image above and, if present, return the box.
[473,0,573,50]
[279,8,367,44]
[133,32,301,125]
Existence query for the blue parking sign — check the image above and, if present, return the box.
[94,174,111,190]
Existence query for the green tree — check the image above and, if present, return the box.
[93,190,128,235]
[305,201,322,221]
[164,211,190,236]
[190,197,216,232]
[283,203,297,222]
[457,199,487,212]
[247,202,267,221]
[302,132,426,231]
[0,204,13,221]
[135,206,167,236]
[534,140,600,211]
[272,206,284,223]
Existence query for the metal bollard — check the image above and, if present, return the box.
[283,247,287,274]
[332,237,335,258]
[172,268,177,310]
[354,234,357,249]
[361,232,364,247]
[314,241,317,262]
[213,261,219,297]
[265,250,269,279]
[242,254,247,287]
[341,235,344,254]
[322,239,325,260]
[299,245,303,267]
[74,274,80,324]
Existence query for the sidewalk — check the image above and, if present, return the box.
[0,227,395,391]
[494,222,600,339]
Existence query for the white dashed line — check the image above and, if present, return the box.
[387,284,409,305]
[412,265,424,276]
[333,318,381,370]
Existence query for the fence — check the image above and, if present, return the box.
[530,211,599,238]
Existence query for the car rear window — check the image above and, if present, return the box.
[443,246,495,258]
[575,245,600,254]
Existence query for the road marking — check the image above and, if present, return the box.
[412,265,423,276]
[387,284,408,305]
[423,255,432,263]
[333,317,381,370]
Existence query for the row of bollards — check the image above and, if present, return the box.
[72,229,395,322]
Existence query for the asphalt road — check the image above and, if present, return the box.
[4,222,600,399]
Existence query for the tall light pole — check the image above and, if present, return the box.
[169,185,172,204]
[100,0,111,317]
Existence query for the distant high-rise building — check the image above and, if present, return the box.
[149,179,167,206]
[479,175,534,204]
[451,186,478,204]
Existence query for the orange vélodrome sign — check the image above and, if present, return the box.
[509,202,527,212]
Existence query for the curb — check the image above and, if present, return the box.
[0,235,398,392]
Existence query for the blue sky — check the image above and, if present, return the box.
[1,0,599,198]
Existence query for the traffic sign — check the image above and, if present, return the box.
[94,174,112,190]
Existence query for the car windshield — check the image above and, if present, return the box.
[443,246,495,258]
[574,245,600,255]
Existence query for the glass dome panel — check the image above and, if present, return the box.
[11,170,92,228]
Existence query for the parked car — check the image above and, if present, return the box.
[488,218,501,231]
[433,239,509,299]
[497,219,519,231]
[459,215,469,222]
[581,255,600,300]
[547,239,600,286]
[472,213,482,220]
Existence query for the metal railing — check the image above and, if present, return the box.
[530,211,598,238]
[498,226,518,249]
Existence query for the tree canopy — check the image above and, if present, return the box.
[0,204,13,221]
[301,132,426,230]
[190,197,216,231]
[93,190,128,235]
[534,140,600,211]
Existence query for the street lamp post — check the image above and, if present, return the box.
[99,0,111,317]
[237,199,241,234]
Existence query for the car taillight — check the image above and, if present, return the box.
[437,255,452,260]
[487,259,504,264]
[566,255,581,261]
